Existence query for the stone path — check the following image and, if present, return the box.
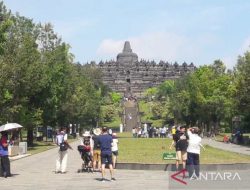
[202,138,250,155]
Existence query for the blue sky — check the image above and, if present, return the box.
[3,0,250,68]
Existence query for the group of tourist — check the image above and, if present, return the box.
[132,125,169,138]
[55,127,118,182]
[170,125,205,178]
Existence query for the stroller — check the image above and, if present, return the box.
[77,143,93,173]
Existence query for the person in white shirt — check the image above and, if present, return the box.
[187,127,205,178]
[111,133,119,169]
[55,127,72,174]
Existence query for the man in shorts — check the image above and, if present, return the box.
[92,128,101,171]
[175,126,188,170]
[98,127,115,182]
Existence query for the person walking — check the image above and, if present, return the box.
[98,127,115,182]
[187,127,205,178]
[111,133,119,169]
[55,127,72,174]
[0,131,11,178]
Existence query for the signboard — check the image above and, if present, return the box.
[163,152,176,160]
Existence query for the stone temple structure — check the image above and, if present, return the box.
[96,41,195,96]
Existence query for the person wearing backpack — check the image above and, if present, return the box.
[55,127,72,174]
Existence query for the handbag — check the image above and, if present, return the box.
[59,135,68,151]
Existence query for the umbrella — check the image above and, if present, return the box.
[0,123,23,132]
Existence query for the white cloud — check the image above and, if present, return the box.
[96,39,124,55]
[221,56,237,70]
[52,19,94,41]
[96,32,200,63]
[222,37,250,69]
[239,37,250,53]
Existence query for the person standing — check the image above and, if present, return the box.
[111,133,119,169]
[0,131,11,178]
[98,127,115,182]
[55,127,72,174]
[132,127,136,138]
[171,125,176,139]
[175,126,188,170]
[187,127,205,178]
[92,128,101,172]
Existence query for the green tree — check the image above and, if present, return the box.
[234,51,250,131]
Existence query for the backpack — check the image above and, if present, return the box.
[59,135,68,151]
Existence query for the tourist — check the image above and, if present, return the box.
[108,128,113,136]
[143,123,148,138]
[55,127,72,174]
[98,127,115,182]
[111,133,119,169]
[137,127,142,138]
[159,127,163,138]
[80,131,93,171]
[171,125,176,139]
[162,126,167,138]
[175,126,188,170]
[92,128,101,172]
[132,127,137,138]
[0,131,11,177]
[186,127,205,178]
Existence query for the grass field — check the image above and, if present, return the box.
[25,132,250,164]
[27,138,76,155]
[117,132,250,164]
[27,141,56,155]
[139,100,164,127]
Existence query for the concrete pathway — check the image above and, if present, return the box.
[1,140,250,190]
[202,138,250,155]
[1,141,169,190]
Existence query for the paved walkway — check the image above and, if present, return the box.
[202,138,250,155]
[1,141,169,190]
[1,141,250,189]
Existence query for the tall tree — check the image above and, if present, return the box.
[234,51,250,131]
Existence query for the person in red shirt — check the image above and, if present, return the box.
[0,131,11,177]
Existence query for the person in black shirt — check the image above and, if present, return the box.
[174,126,188,170]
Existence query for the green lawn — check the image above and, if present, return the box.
[27,141,56,155]
[25,132,250,164]
[27,139,76,155]
[139,100,165,127]
[103,115,121,129]
[117,133,250,164]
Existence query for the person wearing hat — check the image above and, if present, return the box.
[111,133,119,169]
[81,131,93,155]
[80,131,93,171]
[92,128,101,171]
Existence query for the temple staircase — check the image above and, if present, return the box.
[122,100,141,132]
